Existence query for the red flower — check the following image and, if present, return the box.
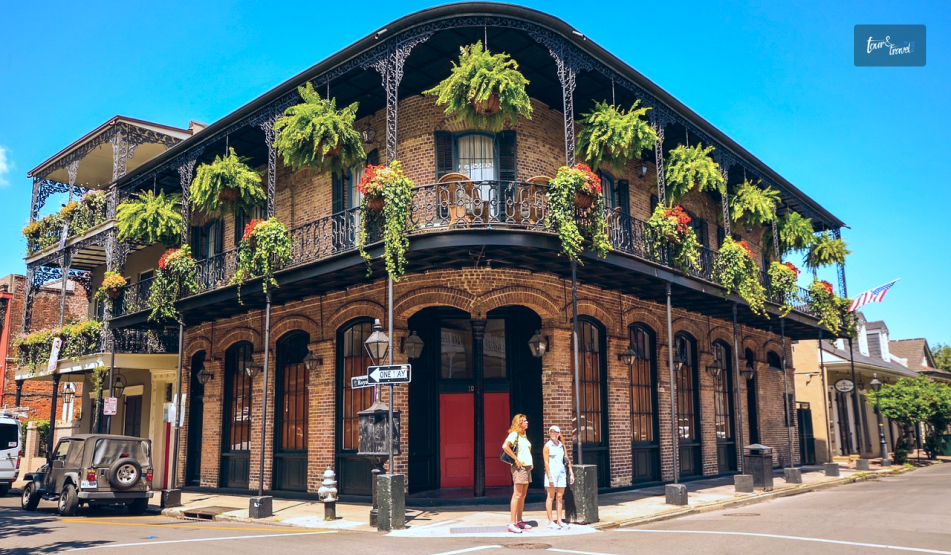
[571,163,601,195]
[357,164,386,196]
[664,206,692,234]
[242,218,263,240]
[819,281,834,295]
[158,248,178,270]
[736,240,753,257]
[783,261,801,277]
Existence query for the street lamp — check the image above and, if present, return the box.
[870,374,890,466]
[618,344,639,368]
[196,363,214,385]
[403,331,424,360]
[364,319,389,364]
[303,350,322,372]
[674,340,688,372]
[636,161,648,179]
[112,375,127,398]
[741,361,756,380]
[528,330,548,358]
[61,381,76,405]
[245,362,263,379]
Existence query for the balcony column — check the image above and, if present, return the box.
[652,120,667,206]
[719,166,731,236]
[258,112,279,218]
[771,219,781,261]
[15,380,23,407]
[178,151,202,246]
[59,252,71,327]
[47,373,61,463]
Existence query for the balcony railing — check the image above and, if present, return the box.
[16,324,179,368]
[114,180,817,318]
[25,193,109,255]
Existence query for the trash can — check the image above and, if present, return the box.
[743,444,774,490]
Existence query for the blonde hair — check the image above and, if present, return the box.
[509,413,527,434]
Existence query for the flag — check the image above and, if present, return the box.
[848,279,899,312]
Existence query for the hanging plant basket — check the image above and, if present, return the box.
[357,161,415,279]
[664,143,725,205]
[473,93,501,115]
[545,164,611,262]
[645,205,701,273]
[105,288,122,300]
[366,195,385,212]
[190,147,265,215]
[230,218,293,301]
[576,100,657,172]
[574,191,595,211]
[218,187,240,202]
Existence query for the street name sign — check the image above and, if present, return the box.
[367,364,411,384]
[351,375,371,389]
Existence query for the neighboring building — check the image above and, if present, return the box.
[19,5,853,497]
[889,338,951,384]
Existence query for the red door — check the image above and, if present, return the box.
[439,393,474,488]
[484,392,511,487]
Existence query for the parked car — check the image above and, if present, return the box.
[21,434,153,516]
[0,412,22,496]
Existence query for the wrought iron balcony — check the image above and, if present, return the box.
[15,323,178,368]
[114,180,818,320]
[24,192,109,256]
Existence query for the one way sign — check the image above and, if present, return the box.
[367,364,412,384]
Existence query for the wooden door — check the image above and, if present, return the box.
[484,392,511,487]
[439,393,474,488]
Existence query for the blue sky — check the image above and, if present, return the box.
[1,1,948,345]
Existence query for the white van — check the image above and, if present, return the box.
[0,412,23,496]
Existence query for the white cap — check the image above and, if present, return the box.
[549,425,561,433]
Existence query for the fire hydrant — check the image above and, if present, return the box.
[318,467,338,521]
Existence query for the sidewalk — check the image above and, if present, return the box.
[161,460,939,537]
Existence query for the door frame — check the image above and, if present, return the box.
[577,316,610,487]
[629,323,660,484]
[185,351,205,486]
[220,342,252,489]
[273,331,309,492]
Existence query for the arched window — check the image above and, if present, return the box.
[745,348,756,373]
[767,351,782,369]
[712,341,734,442]
[221,342,254,488]
[629,325,655,443]
[674,332,702,477]
[578,317,610,486]
[338,320,375,452]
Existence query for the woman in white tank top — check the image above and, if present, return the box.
[543,425,574,529]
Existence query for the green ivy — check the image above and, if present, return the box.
[730,180,780,230]
[768,261,801,317]
[116,190,183,246]
[357,161,414,280]
[424,41,533,132]
[805,232,850,270]
[190,148,265,216]
[712,237,767,317]
[664,144,725,205]
[645,205,701,274]
[545,165,611,262]
[575,100,657,172]
[22,191,107,254]
[230,217,293,301]
[273,83,366,178]
[148,246,200,324]
[808,279,840,333]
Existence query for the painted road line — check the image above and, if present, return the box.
[619,530,951,555]
[61,520,312,532]
[65,531,335,551]
[427,547,501,555]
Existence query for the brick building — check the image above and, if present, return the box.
[21,4,851,498]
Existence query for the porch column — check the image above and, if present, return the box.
[720,166,731,236]
[15,380,23,406]
[59,253,71,327]
[258,113,279,218]
[652,121,667,206]
[47,373,61,462]
[178,152,202,247]
[471,319,487,498]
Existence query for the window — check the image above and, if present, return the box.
[234,205,266,245]
[483,319,507,379]
[745,348,756,373]
[339,321,374,451]
[224,343,254,452]
[674,333,698,442]
[767,351,782,369]
[456,134,496,180]
[687,210,707,247]
[598,171,616,209]
[629,325,655,443]
[138,270,154,282]
[579,319,604,444]
[712,341,734,440]
[192,219,223,260]
[441,320,473,380]
[278,334,309,452]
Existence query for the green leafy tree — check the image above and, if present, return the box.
[424,41,533,133]
[664,144,725,205]
[932,343,951,372]
[116,190,183,246]
[868,376,944,459]
[575,100,657,172]
[273,83,365,178]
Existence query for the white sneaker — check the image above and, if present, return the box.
[557,521,570,530]
[548,522,560,530]
[508,523,523,534]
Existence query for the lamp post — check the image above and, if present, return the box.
[363,319,390,526]
[870,374,890,466]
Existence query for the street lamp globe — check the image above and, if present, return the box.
[404,331,424,359]
[364,319,390,363]
[870,374,882,392]
[618,344,638,368]
[528,330,548,358]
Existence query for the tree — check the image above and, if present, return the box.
[868,376,951,460]
[932,343,951,372]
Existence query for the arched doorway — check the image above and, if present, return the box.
[712,340,737,473]
[221,342,253,489]
[675,333,702,477]
[629,324,659,484]
[185,351,205,487]
[407,306,543,494]
[335,319,376,496]
[273,332,309,492]
[578,317,610,488]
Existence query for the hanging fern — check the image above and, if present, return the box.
[273,83,366,178]
[765,211,815,258]
[190,147,265,216]
[712,237,767,317]
[575,100,657,172]
[730,180,780,230]
[116,190,183,246]
[805,231,850,270]
[664,144,725,205]
[424,41,532,132]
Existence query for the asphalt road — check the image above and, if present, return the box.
[2,463,949,555]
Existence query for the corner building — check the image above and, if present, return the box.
[41,4,848,496]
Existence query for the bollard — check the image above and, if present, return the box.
[249,496,273,519]
[734,474,754,493]
[855,459,870,471]
[318,467,339,521]
[665,484,688,506]
[569,465,599,524]
[823,463,840,477]
[784,468,802,484]
[376,474,405,531]
[161,489,181,508]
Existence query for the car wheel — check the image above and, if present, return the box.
[127,498,149,515]
[108,458,142,491]
[21,482,39,511]
[58,484,79,516]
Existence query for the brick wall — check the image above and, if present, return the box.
[176,267,798,492]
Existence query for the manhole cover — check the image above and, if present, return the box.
[507,543,552,550]
[724,512,760,517]
[182,506,240,520]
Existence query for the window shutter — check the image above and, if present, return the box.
[434,132,453,179]
[498,131,517,182]
[617,180,630,213]
[190,225,204,260]
[696,217,708,247]
[650,194,659,214]
[214,219,224,255]
[367,148,380,166]
[332,173,344,214]
[234,209,246,246]
[717,226,726,249]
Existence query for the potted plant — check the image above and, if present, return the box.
[712,237,767,316]
[147,246,200,323]
[546,164,611,262]
[59,319,104,359]
[230,217,293,300]
[645,204,701,273]
[837,296,858,339]
[664,144,725,205]
[190,148,265,215]
[116,190,183,246]
[424,41,533,132]
[765,211,815,259]
[805,231,850,270]
[808,278,841,333]
[730,180,780,230]
[273,83,366,178]
[95,271,128,302]
[575,100,657,172]
[357,161,415,279]
[768,261,801,316]
[70,190,108,235]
